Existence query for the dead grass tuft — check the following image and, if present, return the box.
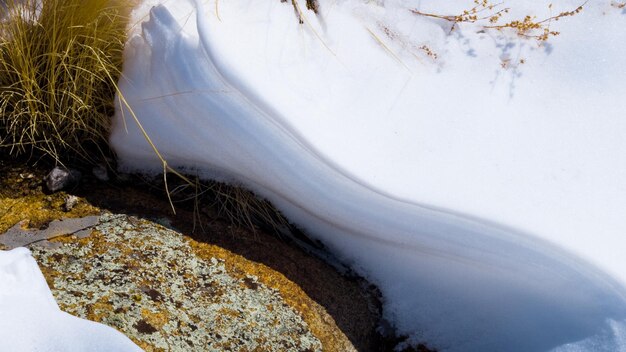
[0,0,132,165]
[412,0,587,44]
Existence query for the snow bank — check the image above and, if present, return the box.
[0,248,141,352]
[111,1,626,350]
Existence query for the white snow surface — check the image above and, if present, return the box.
[0,248,142,352]
[111,1,626,351]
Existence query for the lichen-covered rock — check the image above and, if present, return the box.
[1,162,378,350]
[30,213,356,352]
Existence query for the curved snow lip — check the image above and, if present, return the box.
[112,1,626,351]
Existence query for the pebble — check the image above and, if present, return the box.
[44,167,81,192]
[63,195,79,212]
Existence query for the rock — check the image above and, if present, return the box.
[30,214,357,352]
[63,195,79,212]
[44,167,81,192]
[1,161,383,350]
[0,216,99,249]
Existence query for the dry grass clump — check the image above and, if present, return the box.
[0,0,131,165]
[412,0,586,44]
[164,176,291,236]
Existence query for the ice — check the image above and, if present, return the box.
[111,1,626,350]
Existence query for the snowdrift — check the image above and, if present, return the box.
[0,248,141,351]
[111,1,626,350]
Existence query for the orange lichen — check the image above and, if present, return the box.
[87,295,115,322]
[189,240,355,352]
[0,165,100,235]
[0,193,99,235]
[141,308,170,330]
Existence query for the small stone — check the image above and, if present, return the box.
[92,164,110,182]
[44,167,81,192]
[63,195,79,212]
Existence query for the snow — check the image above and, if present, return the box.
[111,0,626,351]
[0,247,142,352]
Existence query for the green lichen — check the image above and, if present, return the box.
[31,213,324,352]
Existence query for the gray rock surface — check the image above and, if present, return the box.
[0,216,98,249]
[30,213,354,351]
[44,167,81,192]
